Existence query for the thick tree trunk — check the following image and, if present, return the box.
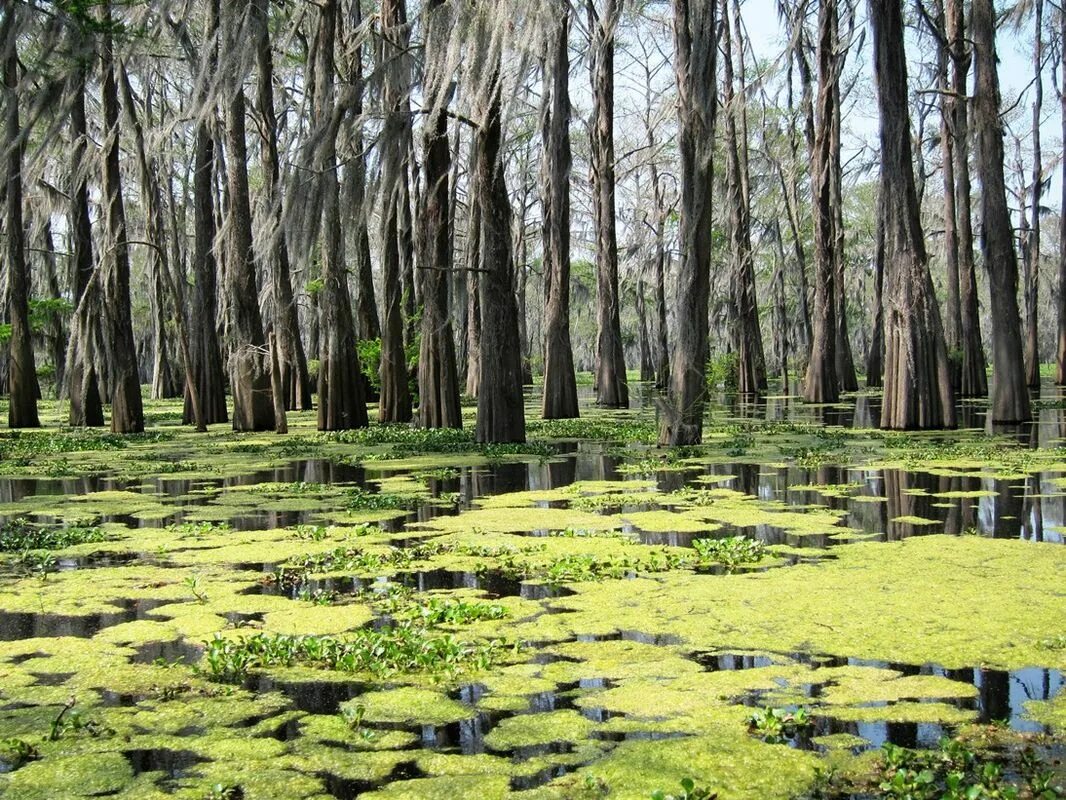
[637,276,655,382]
[3,8,39,429]
[658,0,716,445]
[722,0,766,397]
[253,0,312,412]
[541,7,579,420]
[804,0,840,404]
[316,0,368,431]
[184,0,228,425]
[100,4,144,434]
[417,0,461,429]
[475,57,525,444]
[221,4,274,431]
[1024,0,1043,389]
[972,0,1031,423]
[66,66,104,426]
[948,0,988,398]
[588,0,629,408]
[378,0,413,423]
[870,0,955,430]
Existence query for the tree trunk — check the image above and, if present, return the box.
[184,0,228,425]
[588,0,629,408]
[417,0,461,429]
[253,0,312,412]
[475,53,525,444]
[3,7,39,429]
[722,0,766,397]
[658,0,716,445]
[870,0,955,430]
[378,0,414,423]
[866,186,885,387]
[66,65,104,426]
[1024,0,1043,389]
[949,0,988,398]
[804,0,840,404]
[464,137,482,399]
[972,0,1031,423]
[936,0,962,389]
[100,3,144,434]
[316,0,368,431]
[541,6,579,420]
[1058,7,1066,385]
[221,3,274,431]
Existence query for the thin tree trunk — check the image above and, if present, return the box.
[464,136,482,399]
[3,7,39,428]
[221,3,274,431]
[972,0,1031,423]
[379,0,414,423]
[100,2,144,433]
[866,186,885,387]
[184,0,228,425]
[541,6,579,420]
[1058,7,1066,385]
[949,0,988,398]
[417,0,461,429]
[936,0,962,388]
[804,0,840,404]
[870,0,955,430]
[722,0,766,397]
[253,0,312,412]
[659,0,716,445]
[1024,0,1043,389]
[588,0,629,408]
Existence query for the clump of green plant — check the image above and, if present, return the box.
[167,520,232,539]
[184,574,209,604]
[691,536,766,568]
[47,697,113,742]
[871,738,1063,800]
[291,524,331,541]
[271,546,415,590]
[340,701,377,742]
[345,488,411,511]
[407,597,507,626]
[0,737,39,770]
[198,624,506,683]
[0,519,109,552]
[1037,634,1066,651]
[204,783,244,800]
[496,549,690,585]
[296,587,337,605]
[651,777,718,800]
[706,352,738,393]
[526,416,657,443]
[747,706,812,744]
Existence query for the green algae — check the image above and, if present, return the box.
[346,687,472,726]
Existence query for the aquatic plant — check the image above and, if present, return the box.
[0,519,108,552]
[198,624,506,682]
[345,487,411,511]
[0,738,38,770]
[167,521,232,539]
[691,536,766,568]
[407,597,508,626]
[747,706,813,744]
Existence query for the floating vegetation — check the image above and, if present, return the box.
[691,536,767,567]
[0,519,109,553]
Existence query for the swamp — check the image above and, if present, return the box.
[0,385,1063,799]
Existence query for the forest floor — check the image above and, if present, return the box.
[0,383,1063,799]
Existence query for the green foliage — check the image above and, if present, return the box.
[691,536,766,568]
[198,624,505,683]
[344,488,411,511]
[527,416,658,443]
[0,737,39,770]
[747,706,813,744]
[0,298,73,346]
[406,597,508,626]
[706,352,738,393]
[0,519,108,553]
[357,338,382,392]
[204,784,244,800]
[166,521,232,539]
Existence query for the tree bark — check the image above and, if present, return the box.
[658,0,716,445]
[869,0,955,430]
[1058,7,1066,385]
[252,0,312,412]
[464,136,482,399]
[221,3,274,431]
[184,0,228,425]
[3,6,39,429]
[417,0,461,429]
[378,0,414,423]
[972,0,1031,423]
[541,6,579,420]
[722,0,766,397]
[316,0,368,431]
[475,53,525,444]
[588,0,629,408]
[948,0,988,397]
[866,186,885,388]
[1023,0,1043,389]
[804,0,840,404]
[100,2,144,434]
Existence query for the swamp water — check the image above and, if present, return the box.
[0,386,1063,799]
